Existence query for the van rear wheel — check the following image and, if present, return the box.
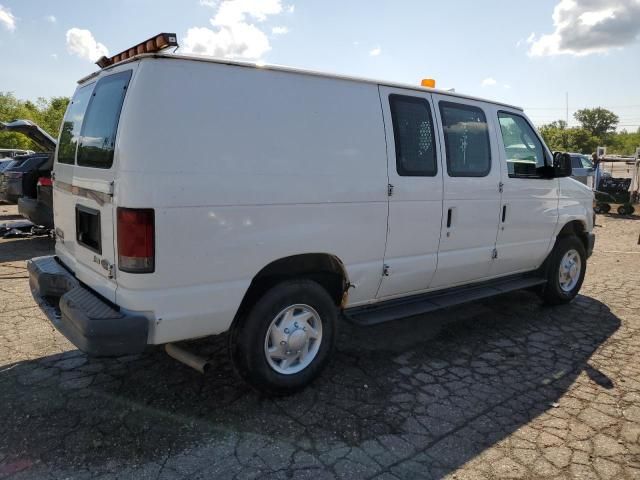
[230,279,337,396]
[541,235,586,305]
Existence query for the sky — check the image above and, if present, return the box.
[1,0,640,130]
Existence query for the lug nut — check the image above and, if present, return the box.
[284,328,289,334]
[280,341,286,345]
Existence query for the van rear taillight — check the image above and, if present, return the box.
[117,208,155,273]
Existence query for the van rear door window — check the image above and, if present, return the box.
[57,85,93,165]
[77,70,132,169]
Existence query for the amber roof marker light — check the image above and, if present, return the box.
[421,78,436,88]
[95,33,178,69]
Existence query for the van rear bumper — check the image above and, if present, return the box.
[27,255,148,356]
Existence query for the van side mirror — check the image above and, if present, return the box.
[553,152,572,177]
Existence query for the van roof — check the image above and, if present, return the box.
[80,53,524,112]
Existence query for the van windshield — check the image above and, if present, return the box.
[58,84,93,165]
[77,70,132,169]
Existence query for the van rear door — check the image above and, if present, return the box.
[54,69,133,302]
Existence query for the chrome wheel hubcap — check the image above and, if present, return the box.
[559,249,581,292]
[264,304,323,375]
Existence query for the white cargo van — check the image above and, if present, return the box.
[28,37,595,395]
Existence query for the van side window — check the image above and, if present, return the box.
[389,94,437,176]
[439,102,491,177]
[77,70,132,169]
[497,112,546,178]
[57,85,93,165]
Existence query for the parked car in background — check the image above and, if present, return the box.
[0,159,15,172]
[569,153,595,187]
[0,148,34,159]
[0,153,51,203]
[0,120,56,227]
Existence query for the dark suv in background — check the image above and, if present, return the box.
[0,120,56,227]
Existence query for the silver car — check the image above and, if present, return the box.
[569,153,595,187]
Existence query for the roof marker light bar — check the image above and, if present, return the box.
[96,33,178,69]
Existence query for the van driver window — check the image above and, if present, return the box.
[497,112,546,178]
[439,102,491,177]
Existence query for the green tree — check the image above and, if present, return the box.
[607,129,640,156]
[0,92,69,151]
[573,107,619,138]
[538,121,599,154]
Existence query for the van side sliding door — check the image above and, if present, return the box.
[429,96,502,288]
[376,86,444,299]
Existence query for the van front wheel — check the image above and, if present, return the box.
[541,235,586,305]
[230,280,337,395]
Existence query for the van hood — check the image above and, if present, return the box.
[0,120,57,152]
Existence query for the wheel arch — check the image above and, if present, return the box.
[556,219,589,252]
[232,253,350,328]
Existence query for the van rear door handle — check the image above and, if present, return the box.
[447,208,453,228]
[502,205,507,222]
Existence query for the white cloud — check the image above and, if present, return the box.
[184,0,284,59]
[516,32,536,48]
[0,4,16,31]
[369,47,381,56]
[66,28,109,62]
[286,4,295,13]
[213,0,282,25]
[529,0,640,57]
[51,53,58,60]
[46,15,56,23]
[199,0,218,6]
[272,26,288,35]
[481,77,497,87]
[504,83,512,89]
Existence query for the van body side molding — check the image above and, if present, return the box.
[54,180,112,206]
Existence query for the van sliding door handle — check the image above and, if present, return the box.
[502,205,507,222]
[447,208,452,228]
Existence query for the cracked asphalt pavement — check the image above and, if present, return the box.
[1,204,639,479]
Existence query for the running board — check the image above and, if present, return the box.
[344,275,547,326]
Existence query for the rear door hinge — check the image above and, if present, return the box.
[108,181,115,196]
[383,264,391,276]
[387,184,394,197]
[491,248,498,259]
[498,181,504,193]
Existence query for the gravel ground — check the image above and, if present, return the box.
[1,204,639,479]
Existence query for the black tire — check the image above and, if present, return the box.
[617,204,634,215]
[600,203,611,214]
[541,235,587,305]
[594,203,605,214]
[230,279,337,396]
